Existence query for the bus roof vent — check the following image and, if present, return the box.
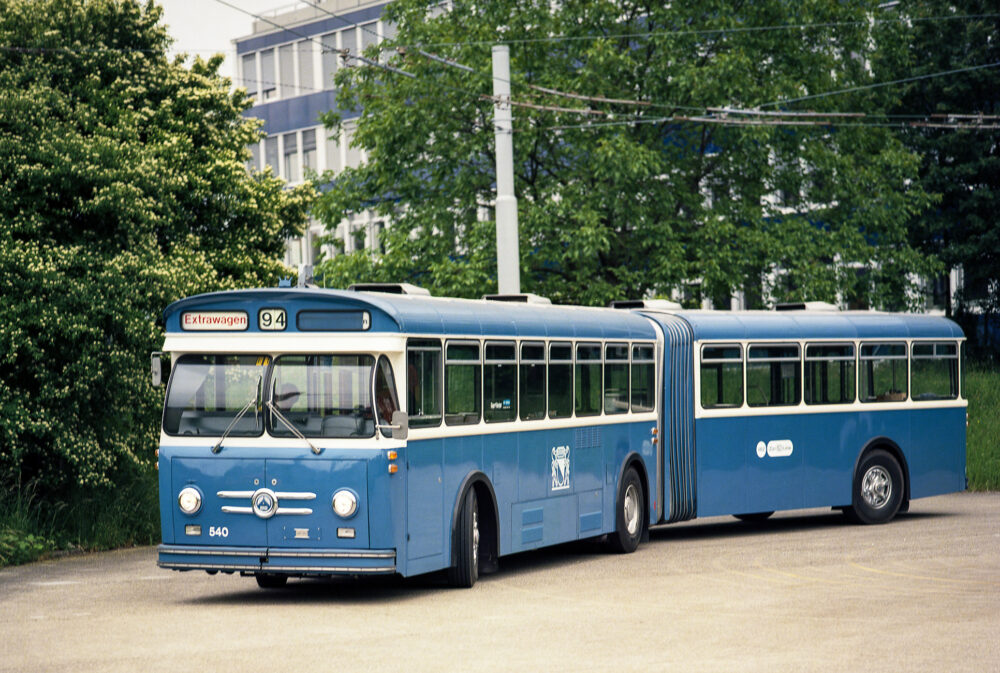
[348,283,431,296]
[610,299,682,310]
[482,293,552,305]
[775,301,839,312]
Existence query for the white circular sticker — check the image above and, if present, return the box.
[756,441,767,458]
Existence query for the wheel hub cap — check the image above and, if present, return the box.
[861,465,892,509]
[624,484,639,535]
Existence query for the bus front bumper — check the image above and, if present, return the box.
[157,544,397,575]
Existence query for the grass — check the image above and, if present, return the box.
[966,362,1000,490]
[0,469,159,568]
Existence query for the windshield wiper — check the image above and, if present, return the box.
[267,399,322,455]
[211,376,261,454]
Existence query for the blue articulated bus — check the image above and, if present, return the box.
[153,285,967,588]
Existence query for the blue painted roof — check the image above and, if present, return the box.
[163,289,659,340]
[657,310,964,341]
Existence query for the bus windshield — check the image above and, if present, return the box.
[268,354,376,438]
[163,355,269,436]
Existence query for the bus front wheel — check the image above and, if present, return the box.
[448,487,479,588]
[848,449,904,525]
[609,467,644,554]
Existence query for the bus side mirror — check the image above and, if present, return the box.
[390,410,408,441]
[151,352,170,387]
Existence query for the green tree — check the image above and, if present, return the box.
[892,1,999,352]
[315,0,937,308]
[0,0,313,519]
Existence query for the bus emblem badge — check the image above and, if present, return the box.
[251,489,278,519]
[551,445,570,491]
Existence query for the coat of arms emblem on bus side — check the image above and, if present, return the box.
[551,445,570,491]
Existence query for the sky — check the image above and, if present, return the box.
[158,0,282,83]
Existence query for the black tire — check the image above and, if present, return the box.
[847,449,904,525]
[608,467,644,554]
[734,511,774,523]
[448,488,479,588]
[255,573,288,589]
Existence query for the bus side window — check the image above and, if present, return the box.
[804,343,855,405]
[548,342,573,419]
[484,341,517,422]
[747,344,800,407]
[604,343,629,414]
[911,342,958,401]
[520,342,546,420]
[407,339,442,427]
[631,344,656,412]
[860,342,907,402]
[700,345,743,409]
[575,343,602,416]
[445,341,481,425]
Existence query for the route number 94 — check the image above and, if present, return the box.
[258,308,286,331]
[209,526,229,538]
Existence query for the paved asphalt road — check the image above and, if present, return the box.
[1,492,998,673]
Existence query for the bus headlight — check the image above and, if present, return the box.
[332,489,358,518]
[178,487,203,515]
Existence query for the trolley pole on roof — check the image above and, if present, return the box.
[492,45,521,295]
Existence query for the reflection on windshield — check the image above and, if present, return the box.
[269,355,376,438]
[163,355,268,436]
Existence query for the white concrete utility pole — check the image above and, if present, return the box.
[491,45,521,294]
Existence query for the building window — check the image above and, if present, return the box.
[279,43,295,98]
[283,132,299,182]
[264,136,279,173]
[298,40,314,92]
[247,141,260,173]
[321,31,338,88]
[260,48,276,100]
[241,52,257,100]
[302,129,317,173]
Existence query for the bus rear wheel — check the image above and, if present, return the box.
[448,488,480,588]
[609,467,644,554]
[847,449,904,525]
[255,573,288,589]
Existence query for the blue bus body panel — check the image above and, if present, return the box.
[158,444,401,575]
[645,310,965,521]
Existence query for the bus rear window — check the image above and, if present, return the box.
[700,345,742,409]
[163,354,268,436]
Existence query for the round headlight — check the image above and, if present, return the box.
[178,487,202,515]
[332,489,358,518]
